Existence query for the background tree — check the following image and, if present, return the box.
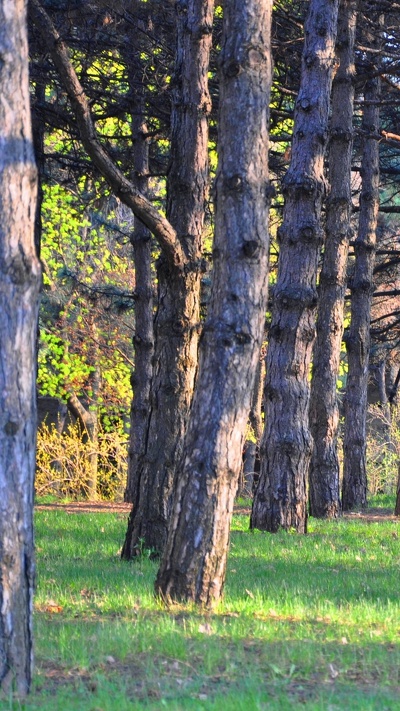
[0,0,41,694]
[308,0,357,519]
[342,12,382,511]
[251,0,339,534]
[122,0,215,555]
[37,183,134,497]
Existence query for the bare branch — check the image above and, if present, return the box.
[29,0,187,272]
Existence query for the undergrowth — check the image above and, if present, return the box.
[35,422,127,500]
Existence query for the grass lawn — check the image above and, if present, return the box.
[1,496,399,710]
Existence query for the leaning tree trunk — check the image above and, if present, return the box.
[251,0,339,533]
[67,385,99,500]
[342,32,381,511]
[308,0,357,519]
[122,0,213,557]
[0,0,41,695]
[156,0,272,606]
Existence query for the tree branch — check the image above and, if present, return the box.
[29,0,186,272]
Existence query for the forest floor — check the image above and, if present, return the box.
[2,495,398,710]
[36,499,398,523]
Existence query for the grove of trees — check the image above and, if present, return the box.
[1,0,400,693]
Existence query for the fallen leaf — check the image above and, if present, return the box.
[245,589,255,599]
[198,623,212,635]
[329,663,339,679]
[44,600,63,614]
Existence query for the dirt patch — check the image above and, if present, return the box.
[343,507,399,524]
[36,501,132,515]
[35,501,399,524]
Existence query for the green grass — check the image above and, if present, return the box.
[1,498,400,710]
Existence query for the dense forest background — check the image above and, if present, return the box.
[30,0,400,516]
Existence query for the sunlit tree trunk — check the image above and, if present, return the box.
[122,0,214,556]
[156,0,272,606]
[251,0,339,534]
[342,33,381,510]
[308,0,357,518]
[0,0,41,695]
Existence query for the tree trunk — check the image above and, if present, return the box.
[342,26,381,511]
[251,0,339,533]
[395,464,400,516]
[0,0,41,695]
[240,353,264,496]
[308,0,357,518]
[155,0,272,606]
[124,45,154,503]
[66,359,100,501]
[122,0,213,557]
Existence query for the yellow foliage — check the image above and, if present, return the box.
[36,422,128,500]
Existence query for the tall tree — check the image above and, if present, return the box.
[0,0,41,695]
[156,0,272,605]
[308,0,357,518]
[251,0,339,534]
[122,24,154,503]
[122,0,214,555]
[342,13,382,511]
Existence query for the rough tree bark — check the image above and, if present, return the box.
[155,0,272,606]
[308,0,357,518]
[122,0,213,555]
[342,28,381,511]
[0,0,41,695]
[251,0,339,534]
[123,36,154,504]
